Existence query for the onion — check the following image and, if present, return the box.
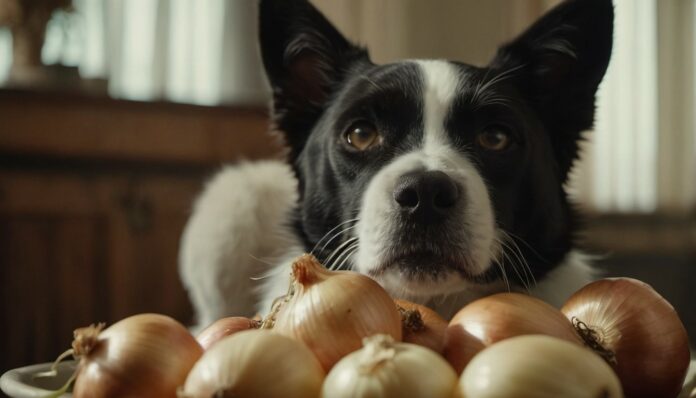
[395,299,447,354]
[69,314,203,397]
[181,329,325,398]
[444,292,581,373]
[270,254,402,370]
[458,334,623,398]
[562,277,691,398]
[321,334,458,398]
[196,316,261,350]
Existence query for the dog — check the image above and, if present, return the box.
[179,0,614,330]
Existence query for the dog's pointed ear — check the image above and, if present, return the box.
[259,0,369,160]
[491,0,614,177]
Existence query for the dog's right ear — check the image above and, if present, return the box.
[259,0,368,160]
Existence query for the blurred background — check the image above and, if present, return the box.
[0,0,694,376]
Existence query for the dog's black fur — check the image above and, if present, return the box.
[258,0,613,293]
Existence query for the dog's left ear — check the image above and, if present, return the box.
[259,0,369,161]
[491,0,614,177]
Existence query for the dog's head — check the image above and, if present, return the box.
[259,0,613,302]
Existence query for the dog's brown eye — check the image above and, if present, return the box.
[477,127,512,151]
[346,122,381,151]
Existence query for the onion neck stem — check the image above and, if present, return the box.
[359,335,397,374]
[397,305,425,333]
[261,280,295,329]
[34,348,74,379]
[32,348,77,398]
[571,317,618,366]
[291,254,325,286]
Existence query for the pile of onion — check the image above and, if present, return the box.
[562,277,690,398]
[269,254,402,370]
[35,255,692,398]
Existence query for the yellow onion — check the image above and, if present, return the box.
[181,329,325,398]
[270,254,402,370]
[196,317,261,350]
[458,335,623,398]
[321,334,458,398]
[395,299,448,354]
[562,277,690,398]
[444,292,581,373]
[71,314,203,397]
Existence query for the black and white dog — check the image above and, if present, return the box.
[180,0,614,329]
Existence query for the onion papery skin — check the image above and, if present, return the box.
[72,313,203,398]
[562,277,690,398]
[459,335,623,398]
[272,254,402,371]
[321,334,458,398]
[182,330,325,398]
[196,317,260,350]
[395,299,448,354]
[444,292,581,374]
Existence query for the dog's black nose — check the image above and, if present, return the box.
[393,170,460,220]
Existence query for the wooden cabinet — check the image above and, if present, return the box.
[0,88,280,373]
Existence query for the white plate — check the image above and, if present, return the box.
[1,361,75,398]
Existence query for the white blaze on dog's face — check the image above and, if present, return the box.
[355,61,497,298]
[259,0,614,304]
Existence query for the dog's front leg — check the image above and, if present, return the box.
[178,160,302,331]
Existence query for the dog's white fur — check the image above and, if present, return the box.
[179,161,304,329]
[180,159,596,330]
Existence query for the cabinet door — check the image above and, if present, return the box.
[0,170,198,372]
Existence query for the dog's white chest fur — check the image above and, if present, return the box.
[179,161,596,329]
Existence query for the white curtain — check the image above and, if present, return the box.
[570,0,660,213]
[0,28,10,80]
[571,0,696,214]
[100,0,268,105]
[3,0,269,105]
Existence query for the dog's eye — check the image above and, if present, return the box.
[477,126,512,151]
[345,122,381,151]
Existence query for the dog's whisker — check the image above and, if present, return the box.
[491,253,511,292]
[473,94,516,111]
[484,63,525,90]
[324,236,359,268]
[471,63,526,107]
[328,243,356,271]
[249,259,290,281]
[507,257,530,292]
[247,253,277,267]
[310,218,360,255]
[360,74,383,91]
[471,67,492,105]
[500,231,537,288]
[317,224,359,260]
[496,237,531,292]
[499,232,536,290]
[501,229,550,264]
[492,239,514,293]
[332,243,359,271]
